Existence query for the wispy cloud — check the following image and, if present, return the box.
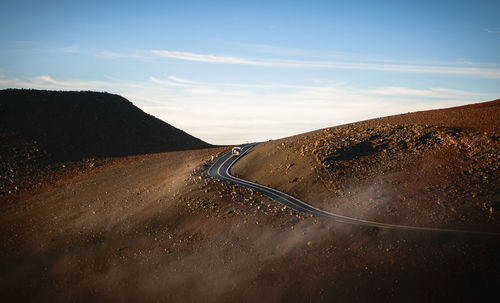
[57,45,148,60]
[368,87,483,99]
[150,76,190,87]
[221,41,416,64]
[168,76,197,84]
[149,75,484,101]
[151,50,262,65]
[151,50,500,79]
[6,40,500,79]
[60,45,81,53]
[485,28,500,34]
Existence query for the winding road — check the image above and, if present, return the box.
[208,144,499,235]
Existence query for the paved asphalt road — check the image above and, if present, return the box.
[208,144,499,235]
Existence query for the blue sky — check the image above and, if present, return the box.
[1,0,499,144]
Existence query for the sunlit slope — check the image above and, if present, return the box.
[232,99,500,231]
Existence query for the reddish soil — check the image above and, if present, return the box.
[2,147,498,302]
[232,99,500,232]
[0,96,499,302]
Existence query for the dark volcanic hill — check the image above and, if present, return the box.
[0,89,211,201]
[0,89,210,159]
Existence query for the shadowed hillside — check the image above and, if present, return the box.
[0,89,211,201]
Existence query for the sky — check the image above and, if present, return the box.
[1,0,499,144]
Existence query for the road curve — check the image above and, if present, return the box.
[208,144,499,235]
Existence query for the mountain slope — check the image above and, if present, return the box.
[0,99,498,302]
[232,99,500,232]
[0,89,211,201]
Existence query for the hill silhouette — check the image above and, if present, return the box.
[0,89,211,200]
[0,89,210,159]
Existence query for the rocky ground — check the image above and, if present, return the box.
[0,89,211,204]
[0,145,498,302]
[232,100,500,232]
[0,141,142,204]
[1,99,499,302]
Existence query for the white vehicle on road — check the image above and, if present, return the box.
[231,146,242,157]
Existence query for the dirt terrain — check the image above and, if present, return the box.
[1,146,498,302]
[232,99,500,232]
[0,89,210,204]
[1,94,499,302]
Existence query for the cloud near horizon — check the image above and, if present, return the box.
[151,50,500,79]
[0,74,492,145]
[485,29,500,34]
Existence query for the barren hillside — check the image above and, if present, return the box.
[232,100,500,232]
[1,97,499,302]
[0,89,211,203]
[1,145,498,302]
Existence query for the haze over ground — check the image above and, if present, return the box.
[1,0,500,144]
[1,93,498,302]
